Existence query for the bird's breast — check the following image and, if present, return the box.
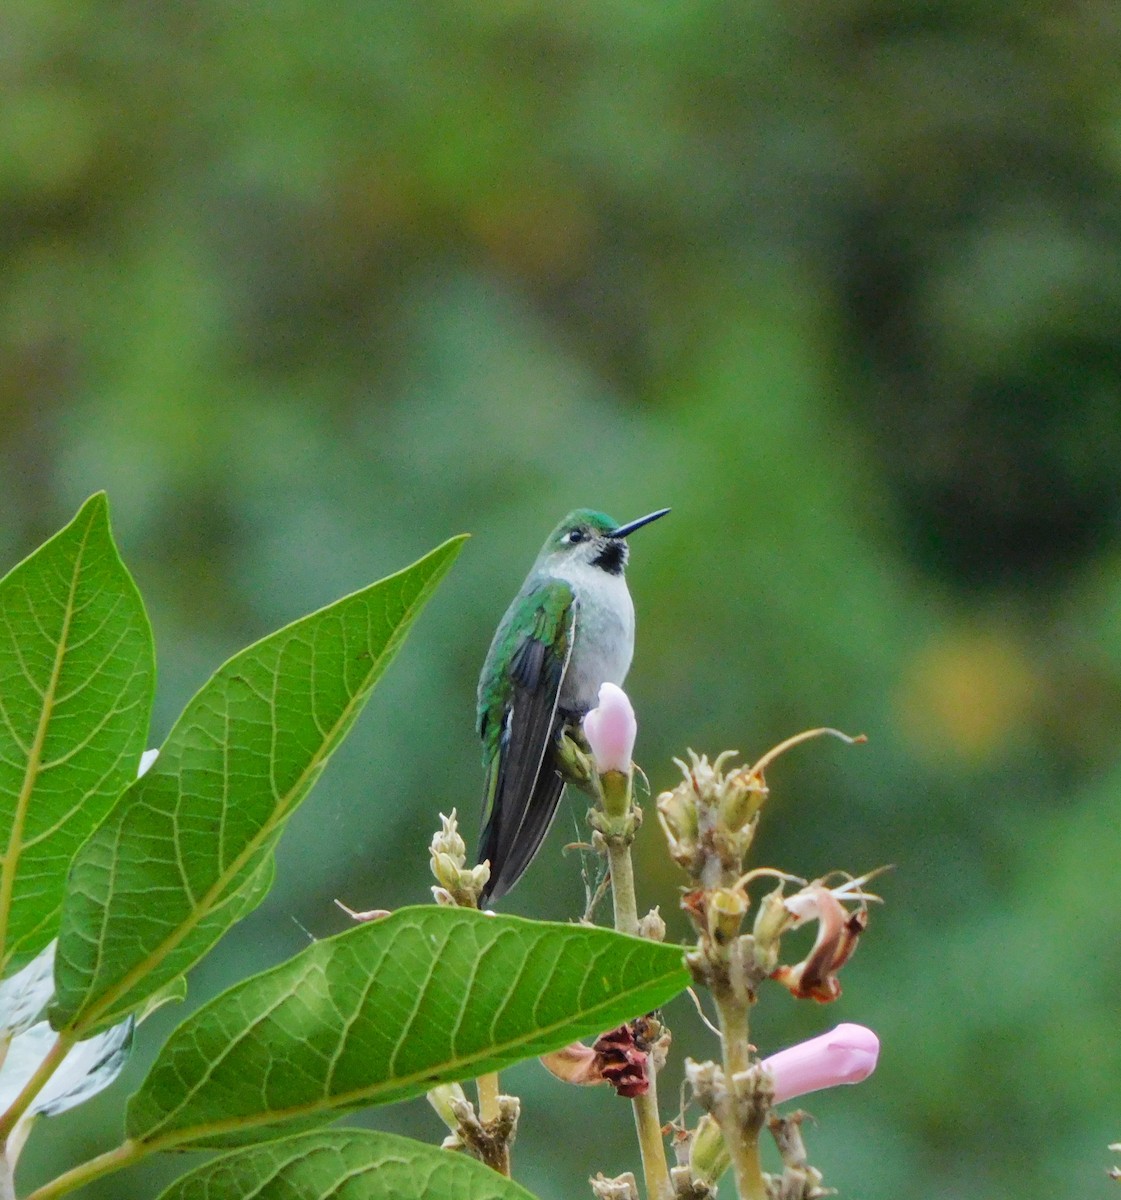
[557,569,635,712]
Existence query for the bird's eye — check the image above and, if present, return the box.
[567,529,585,544]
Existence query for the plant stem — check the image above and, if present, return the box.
[606,838,639,936]
[630,1068,673,1200]
[477,1071,500,1123]
[605,825,673,1200]
[728,1138,767,1200]
[713,991,768,1200]
[474,1072,511,1176]
[0,1032,74,1146]
[716,988,751,1077]
[22,1140,146,1200]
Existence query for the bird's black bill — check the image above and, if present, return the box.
[608,507,670,539]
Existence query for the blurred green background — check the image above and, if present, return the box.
[4,1,1120,1197]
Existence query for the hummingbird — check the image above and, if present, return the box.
[476,507,669,903]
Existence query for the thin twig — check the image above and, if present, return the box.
[685,986,722,1039]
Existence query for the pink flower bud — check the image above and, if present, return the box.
[762,1023,879,1104]
[583,683,637,774]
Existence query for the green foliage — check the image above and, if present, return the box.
[127,907,688,1149]
[50,536,465,1036]
[154,1129,538,1200]
[0,493,154,977]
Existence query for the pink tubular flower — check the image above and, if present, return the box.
[583,683,637,774]
[762,1023,879,1104]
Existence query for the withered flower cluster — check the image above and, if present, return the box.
[656,733,882,1200]
[657,741,879,1006]
[541,1016,670,1099]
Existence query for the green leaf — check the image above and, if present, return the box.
[51,537,466,1035]
[155,1129,539,1200]
[0,493,154,976]
[127,907,689,1149]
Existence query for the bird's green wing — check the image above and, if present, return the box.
[477,579,576,902]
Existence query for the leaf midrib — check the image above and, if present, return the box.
[0,510,93,972]
[65,561,452,1034]
[139,954,687,1150]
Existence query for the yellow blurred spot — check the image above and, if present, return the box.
[899,627,1039,762]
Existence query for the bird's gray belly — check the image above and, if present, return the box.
[559,608,633,712]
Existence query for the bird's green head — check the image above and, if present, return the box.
[538,507,670,576]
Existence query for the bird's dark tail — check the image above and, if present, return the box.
[477,734,566,905]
